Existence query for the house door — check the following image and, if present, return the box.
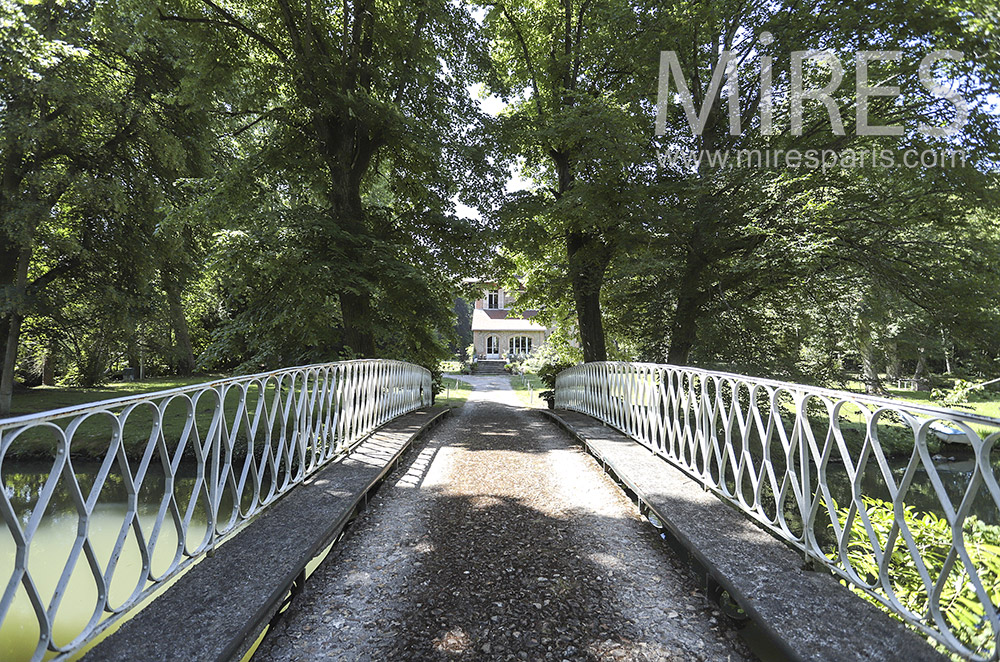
[486,335,500,358]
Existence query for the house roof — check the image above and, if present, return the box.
[472,308,547,332]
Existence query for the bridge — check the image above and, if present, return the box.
[2,361,999,661]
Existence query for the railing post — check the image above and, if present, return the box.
[208,383,225,552]
[795,390,811,557]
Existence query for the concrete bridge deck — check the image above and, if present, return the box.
[255,375,753,662]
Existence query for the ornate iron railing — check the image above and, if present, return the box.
[0,359,431,661]
[556,362,1000,661]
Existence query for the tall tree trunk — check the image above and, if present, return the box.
[0,162,22,416]
[127,333,141,378]
[162,270,196,376]
[858,338,886,395]
[41,344,55,386]
[886,340,902,383]
[323,123,378,359]
[940,326,953,375]
[339,290,376,358]
[552,148,612,364]
[0,243,32,416]
[0,313,24,416]
[566,231,610,363]
[913,347,930,391]
[855,316,887,395]
[666,256,709,366]
[666,307,698,366]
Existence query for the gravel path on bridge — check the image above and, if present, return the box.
[255,376,754,662]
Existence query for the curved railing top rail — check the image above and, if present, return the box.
[559,361,1000,428]
[0,359,421,428]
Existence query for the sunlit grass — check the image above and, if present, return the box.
[437,376,473,408]
[8,376,223,417]
[3,375,279,461]
[840,380,1000,441]
[510,373,544,408]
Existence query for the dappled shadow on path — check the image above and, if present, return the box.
[254,389,753,662]
[444,397,568,456]
[376,396,749,662]
[379,491,656,661]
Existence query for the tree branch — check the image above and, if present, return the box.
[494,1,544,118]
[27,258,81,297]
[179,1,290,62]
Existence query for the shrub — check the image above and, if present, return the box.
[932,379,983,409]
[835,497,1000,658]
[537,361,573,391]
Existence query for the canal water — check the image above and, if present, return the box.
[718,443,1000,550]
[1,462,208,661]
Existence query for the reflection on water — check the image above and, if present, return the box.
[826,456,998,520]
[1,462,207,662]
[811,451,1000,549]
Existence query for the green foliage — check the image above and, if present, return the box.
[430,366,444,398]
[932,380,984,408]
[594,0,1000,374]
[3,0,1000,429]
[3,0,503,404]
[537,360,573,392]
[837,497,1000,658]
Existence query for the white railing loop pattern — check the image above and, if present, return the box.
[0,359,431,661]
[557,362,1000,661]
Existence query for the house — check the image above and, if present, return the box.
[471,284,550,360]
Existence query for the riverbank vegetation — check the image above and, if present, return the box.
[837,498,1000,659]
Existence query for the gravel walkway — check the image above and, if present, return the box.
[255,377,755,662]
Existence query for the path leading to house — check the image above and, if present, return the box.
[255,376,755,662]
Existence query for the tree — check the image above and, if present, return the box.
[0,1,166,411]
[602,0,1000,369]
[158,0,497,360]
[485,0,661,362]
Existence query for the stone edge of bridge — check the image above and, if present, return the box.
[81,406,452,662]
[540,408,949,662]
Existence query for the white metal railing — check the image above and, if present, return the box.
[0,359,431,661]
[556,362,1000,661]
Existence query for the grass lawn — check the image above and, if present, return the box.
[7,376,223,418]
[837,379,1000,417]
[6,373,478,462]
[881,386,1000,419]
[1,375,274,461]
[782,383,1000,456]
[510,373,545,408]
[437,376,473,408]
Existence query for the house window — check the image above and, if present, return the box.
[486,336,500,355]
[509,336,532,355]
[487,290,499,309]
